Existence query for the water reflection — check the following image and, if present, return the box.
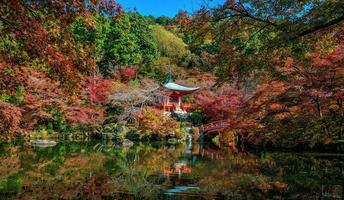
[0,141,343,199]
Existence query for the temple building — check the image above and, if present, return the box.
[160,80,200,115]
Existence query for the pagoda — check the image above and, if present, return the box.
[160,79,200,114]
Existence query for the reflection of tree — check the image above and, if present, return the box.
[192,151,344,199]
[1,142,184,199]
[133,144,182,174]
[103,143,184,199]
[0,147,22,195]
[261,153,344,199]
[192,152,274,199]
[109,153,166,199]
[1,142,110,199]
[1,141,343,199]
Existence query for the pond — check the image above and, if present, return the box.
[0,140,343,199]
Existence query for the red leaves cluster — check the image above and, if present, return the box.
[0,101,22,137]
[0,1,124,137]
[2,1,98,92]
[66,106,104,125]
[46,46,67,63]
[19,71,68,129]
[277,44,344,117]
[0,69,110,137]
[114,67,137,83]
[83,76,113,105]
[45,45,84,91]
[194,88,243,121]
[246,81,288,115]
[232,45,344,145]
[0,63,28,94]
[313,43,344,68]
[23,73,108,125]
[209,43,344,139]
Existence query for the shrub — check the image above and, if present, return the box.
[189,111,204,125]
[128,79,140,88]
[133,108,177,137]
[45,108,68,133]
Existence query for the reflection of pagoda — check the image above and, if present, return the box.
[163,161,192,178]
[160,79,200,114]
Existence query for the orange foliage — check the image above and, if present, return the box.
[269,103,283,111]
[134,108,178,136]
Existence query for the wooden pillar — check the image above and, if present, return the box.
[166,96,169,112]
[178,96,181,107]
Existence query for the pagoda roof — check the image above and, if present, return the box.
[162,82,200,93]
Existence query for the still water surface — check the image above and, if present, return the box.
[0,140,343,199]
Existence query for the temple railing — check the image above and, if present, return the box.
[155,102,194,112]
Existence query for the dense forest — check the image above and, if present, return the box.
[0,0,343,149]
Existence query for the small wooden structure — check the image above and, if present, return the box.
[199,120,238,148]
[159,81,200,114]
[200,120,231,136]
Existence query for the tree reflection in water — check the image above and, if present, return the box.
[0,141,343,199]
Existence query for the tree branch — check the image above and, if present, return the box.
[289,14,344,40]
[226,6,277,27]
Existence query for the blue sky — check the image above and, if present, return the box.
[116,0,225,17]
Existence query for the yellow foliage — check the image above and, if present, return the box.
[329,104,339,111]
[134,108,177,137]
[151,25,191,60]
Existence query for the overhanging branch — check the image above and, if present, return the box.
[290,15,344,40]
